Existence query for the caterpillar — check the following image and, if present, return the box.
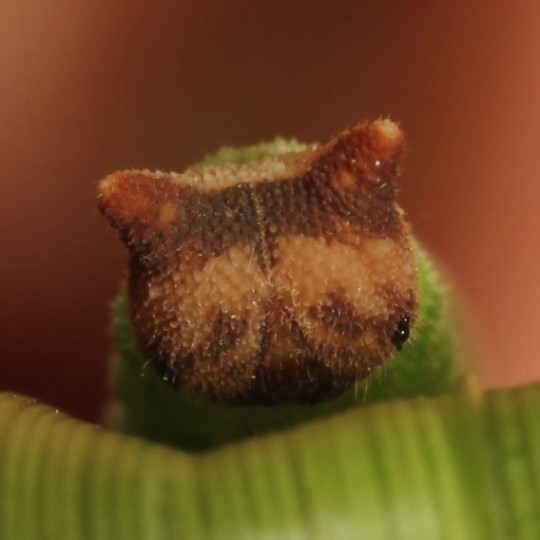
[98,119,418,404]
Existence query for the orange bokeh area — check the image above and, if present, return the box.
[1,2,539,421]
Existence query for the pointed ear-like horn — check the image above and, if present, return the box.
[318,118,405,193]
[97,170,182,255]
[364,118,404,175]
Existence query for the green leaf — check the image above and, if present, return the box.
[2,385,540,539]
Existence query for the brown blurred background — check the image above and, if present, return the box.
[1,2,539,422]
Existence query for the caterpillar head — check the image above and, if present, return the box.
[98,119,419,404]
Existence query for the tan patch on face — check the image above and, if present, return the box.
[271,234,417,349]
[272,236,412,310]
[154,244,269,351]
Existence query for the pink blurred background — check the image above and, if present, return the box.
[1,2,539,422]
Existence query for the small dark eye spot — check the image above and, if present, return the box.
[391,314,410,350]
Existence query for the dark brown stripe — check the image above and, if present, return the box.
[308,293,366,338]
[204,311,249,361]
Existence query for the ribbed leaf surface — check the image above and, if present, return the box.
[2,386,539,539]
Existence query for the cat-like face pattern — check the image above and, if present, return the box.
[98,119,419,404]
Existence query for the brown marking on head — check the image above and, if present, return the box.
[308,293,368,338]
[98,171,185,255]
[205,311,249,360]
[98,119,419,404]
[252,120,406,257]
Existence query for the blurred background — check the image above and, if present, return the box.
[1,1,539,422]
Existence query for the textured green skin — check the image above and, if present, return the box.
[5,139,530,539]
